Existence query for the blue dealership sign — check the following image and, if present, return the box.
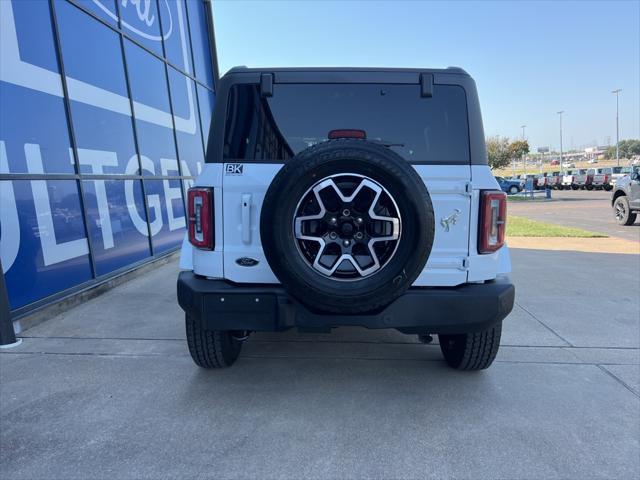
[0,0,215,311]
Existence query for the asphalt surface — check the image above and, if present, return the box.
[2,249,639,479]
[508,189,640,241]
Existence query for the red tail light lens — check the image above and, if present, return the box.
[479,190,507,254]
[188,187,214,250]
[328,129,366,140]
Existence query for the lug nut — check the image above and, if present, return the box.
[329,217,337,225]
[355,217,363,225]
[342,208,351,217]
[355,232,364,240]
[343,239,351,247]
[329,232,338,240]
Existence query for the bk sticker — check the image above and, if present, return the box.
[225,164,244,175]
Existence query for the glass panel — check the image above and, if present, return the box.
[186,0,213,87]
[1,0,75,174]
[143,179,186,253]
[73,0,119,27]
[1,180,92,310]
[168,67,204,176]
[125,40,177,175]
[197,84,215,154]
[82,179,150,275]
[159,0,193,73]
[56,0,129,97]
[12,0,59,72]
[118,0,164,55]
[224,84,470,163]
[70,102,138,175]
[0,84,75,175]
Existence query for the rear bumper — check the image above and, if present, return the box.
[177,272,515,334]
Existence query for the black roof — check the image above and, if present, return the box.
[225,66,469,76]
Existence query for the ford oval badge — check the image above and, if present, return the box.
[236,257,259,267]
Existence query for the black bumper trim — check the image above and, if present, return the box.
[177,272,515,334]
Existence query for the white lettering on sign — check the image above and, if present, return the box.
[0,141,20,272]
[161,158,186,231]
[122,0,155,27]
[76,148,119,249]
[0,142,190,273]
[92,0,174,41]
[24,144,90,266]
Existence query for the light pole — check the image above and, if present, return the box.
[521,125,527,175]
[557,111,564,174]
[612,89,621,167]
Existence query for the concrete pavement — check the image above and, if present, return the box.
[1,249,639,479]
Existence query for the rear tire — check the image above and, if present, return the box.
[186,315,242,368]
[509,185,519,195]
[439,322,502,370]
[614,196,637,226]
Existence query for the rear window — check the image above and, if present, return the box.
[223,83,470,163]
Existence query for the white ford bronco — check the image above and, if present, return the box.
[178,67,514,371]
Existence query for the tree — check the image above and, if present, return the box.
[508,139,530,160]
[605,139,640,159]
[486,136,511,170]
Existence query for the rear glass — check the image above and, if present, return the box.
[223,83,470,163]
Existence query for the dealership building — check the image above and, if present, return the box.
[0,0,218,336]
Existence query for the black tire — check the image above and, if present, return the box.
[571,185,579,190]
[604,185,613,191]
[509,185,519,195]
[614,196,637,226]
[260,139,435,314]
[185,315,242,368]
[586,185,594,191]
[439,322,502,371]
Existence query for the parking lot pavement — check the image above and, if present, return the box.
[508,189,640,241]
[2,252,639,479]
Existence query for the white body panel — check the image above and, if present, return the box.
[184,162,511,285]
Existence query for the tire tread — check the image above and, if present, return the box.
[185,315,241,368]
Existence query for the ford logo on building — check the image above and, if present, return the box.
[93,0,173,41]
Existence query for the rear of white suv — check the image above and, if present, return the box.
[178,67,514,371]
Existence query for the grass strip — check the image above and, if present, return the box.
[506,215,607,238]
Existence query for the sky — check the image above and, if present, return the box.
[212,0,640,152]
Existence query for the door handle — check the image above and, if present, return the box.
[241,193,252,244]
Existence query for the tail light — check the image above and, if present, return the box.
[604,175,609,183]
[479,190,507,254]
[188,187,214,250]
[328,129,366,139]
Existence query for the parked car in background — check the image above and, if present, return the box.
[611,167,640,225]
[496,176,523,194]
[587,159,598,164]
[546,171,562,189]
[612,166,634,186]
[535,173,548,190]
[574,168,595,190]
[550,159,560,166]
[592,167,613,191]
[562,162,576,169]
[561,169,580,190]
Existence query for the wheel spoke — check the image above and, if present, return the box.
[293,174,402,280]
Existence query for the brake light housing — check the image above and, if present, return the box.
[479,190,507,254]
[188,187,214,250]
[328,129,366,140]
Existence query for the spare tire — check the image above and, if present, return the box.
[260,138,435,314]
